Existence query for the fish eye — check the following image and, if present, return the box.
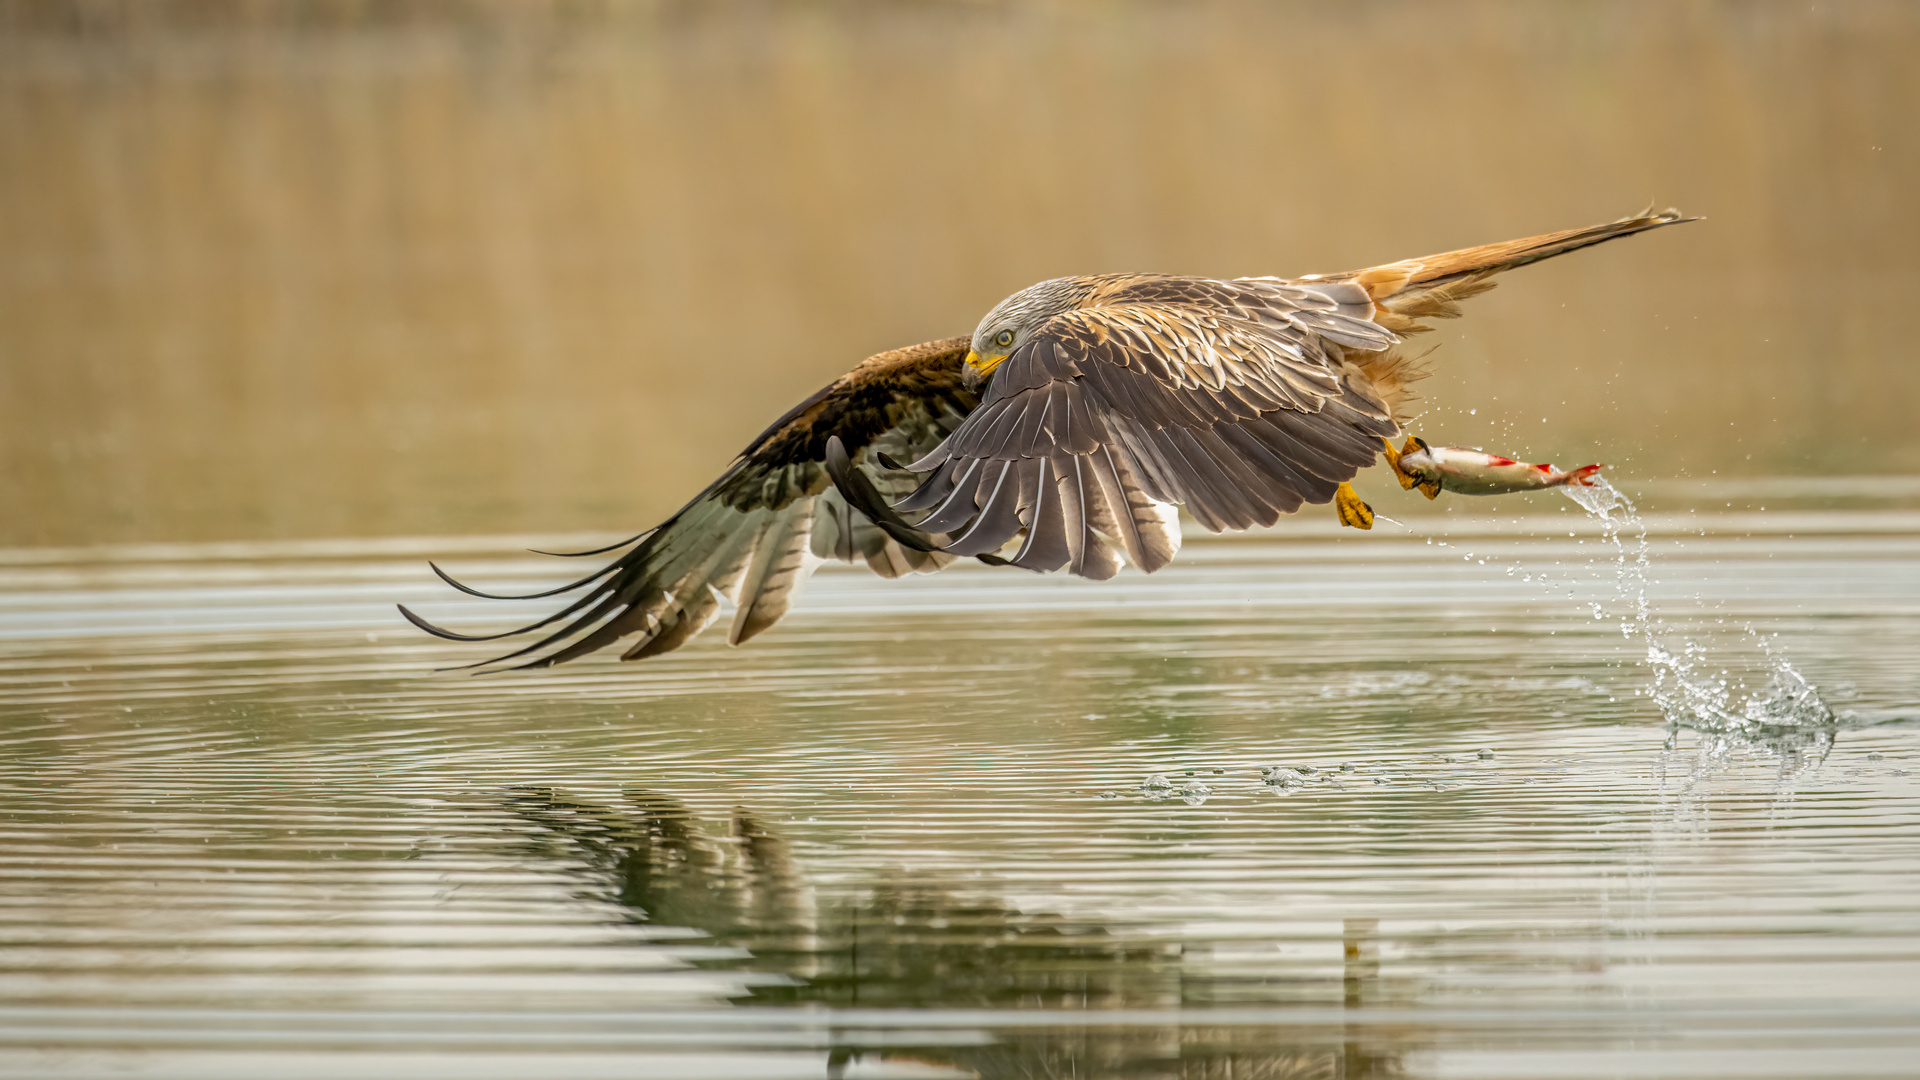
[993,329,1014,348]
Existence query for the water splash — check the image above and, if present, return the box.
[1561,478,1835,737]
[1138,773,1213,804]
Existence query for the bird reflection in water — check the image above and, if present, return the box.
[501,786,1403,1079]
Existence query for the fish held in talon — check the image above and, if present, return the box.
[1393,437,1604,498]
[402,210,1694,668]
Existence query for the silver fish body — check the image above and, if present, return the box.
[1394,439,1603,497]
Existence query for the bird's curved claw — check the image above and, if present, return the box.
[1335,482,1375,530]
[1381,436,1423,491]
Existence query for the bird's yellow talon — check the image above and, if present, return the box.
[1335,482,1375,530]
[1381,437,1422,490]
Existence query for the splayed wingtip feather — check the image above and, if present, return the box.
[526,528,656,558]
[429,559,618,602]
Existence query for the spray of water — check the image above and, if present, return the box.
[1561,478,1835,735]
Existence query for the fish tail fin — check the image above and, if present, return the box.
[1565,464,1605,487]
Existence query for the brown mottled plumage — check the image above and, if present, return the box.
[403,210,1693,667]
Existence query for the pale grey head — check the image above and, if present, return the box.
[963,276,1094,389]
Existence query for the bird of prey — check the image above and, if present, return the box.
[402,210,1693,669]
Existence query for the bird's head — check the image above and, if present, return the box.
[964,277,1090,391]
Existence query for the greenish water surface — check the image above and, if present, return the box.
[1,507,1917,1079]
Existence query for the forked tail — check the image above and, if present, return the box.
[1328,208,1698,332]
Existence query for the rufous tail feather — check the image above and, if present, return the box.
[1330,208,1698,335]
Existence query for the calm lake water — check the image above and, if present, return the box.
[3,497,1917,1079]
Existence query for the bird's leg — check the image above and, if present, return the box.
[1334,482,1375,530]
[1380,436,1421,490]
[1381,436,1442,499]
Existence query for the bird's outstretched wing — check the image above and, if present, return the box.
[876,209,1697,578]
[894,278,1403,577]
[398,337,977,669]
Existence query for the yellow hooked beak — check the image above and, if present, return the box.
[964,349,1010,382]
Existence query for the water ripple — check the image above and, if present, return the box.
[2,522,1919,1077]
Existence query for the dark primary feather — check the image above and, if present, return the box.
[398,337,977,669]
[821,435,940,554]
[530,530,654,559]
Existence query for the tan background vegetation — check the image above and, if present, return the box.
[3,0,1915,546]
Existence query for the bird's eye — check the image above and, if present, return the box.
[993,329,1014,348]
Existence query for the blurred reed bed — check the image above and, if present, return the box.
[1,0,1915,546]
